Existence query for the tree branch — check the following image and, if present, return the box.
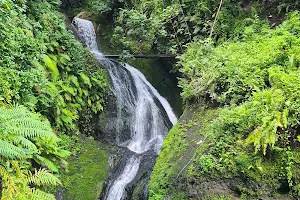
[209,0,223,38]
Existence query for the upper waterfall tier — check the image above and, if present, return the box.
[73,17,100,52]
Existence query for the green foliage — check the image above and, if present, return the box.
[112,5,179,53]
[111,0,260,54]
[0,106,68,200]
[276,0,300,14]
[197,155,216,174]
[44,55,60,81]
[178,12,300,104]
[61,0,125,15]
[0,0,110,198]
[106,0,300,55]
[178,12,300,156]
[84,0,114,14]
[151,11,300,200]
[0,0,109,133]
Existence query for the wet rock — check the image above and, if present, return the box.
[95,93,119,144]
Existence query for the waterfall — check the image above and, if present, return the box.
[73,17,177,200]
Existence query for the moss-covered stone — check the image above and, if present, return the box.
[60,136,110,200]
[149,104,218,199]
[149,103,297,199]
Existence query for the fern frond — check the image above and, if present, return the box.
[26,168,61,186]
[10,161,22,178]
[12,136,38,152]
[2,175,19,200]
[0,105,65,200]
[34,155,59,173]
[246,120,278,155]
[11,128,53,139]
[54,149,71,158]
[0,140,28,159]
[29,188,56,200]
[0,165,9,178]
[10,118,52,131]
[0,107,32,119]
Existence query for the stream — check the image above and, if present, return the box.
[73,17,177,200]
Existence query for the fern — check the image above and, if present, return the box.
[12,136,38,152]
[0,140,27,159]
[10,118,51,130]
[34,155,59,173]
[26,168,61,186]
[0,105,69,200]
[12,128,53,138]
[246,119,279,155]
[29,188,56,200]
[54,149,71,158]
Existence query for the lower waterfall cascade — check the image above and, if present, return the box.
[73,17,178,200]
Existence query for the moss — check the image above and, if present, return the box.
[149,123,187,200]
[132,179,148,200]
[150,103,300,199]
[187,128,292,198]
[149,105,218,200]
[60,136,109,200]
[186,116,297,198]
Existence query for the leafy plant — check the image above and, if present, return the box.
[0,105,69,200]
[178,12,300,105]
[0,0,110,198]
[150,11,300,200]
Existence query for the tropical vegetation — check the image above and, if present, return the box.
[0,0,109,199]
[150,7,300,200]
[1,0,300,199]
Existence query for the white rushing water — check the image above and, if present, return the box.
[72,18,99,52]
[73,17,177,200]
[105,156,141,200]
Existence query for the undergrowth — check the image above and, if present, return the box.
[150,11,300,200]
[0,0,110,199]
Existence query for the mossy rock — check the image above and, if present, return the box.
[149,103,297,199]
[59,136,110,200]
[149,104,219,200]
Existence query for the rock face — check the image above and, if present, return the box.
[95,92,120,144]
